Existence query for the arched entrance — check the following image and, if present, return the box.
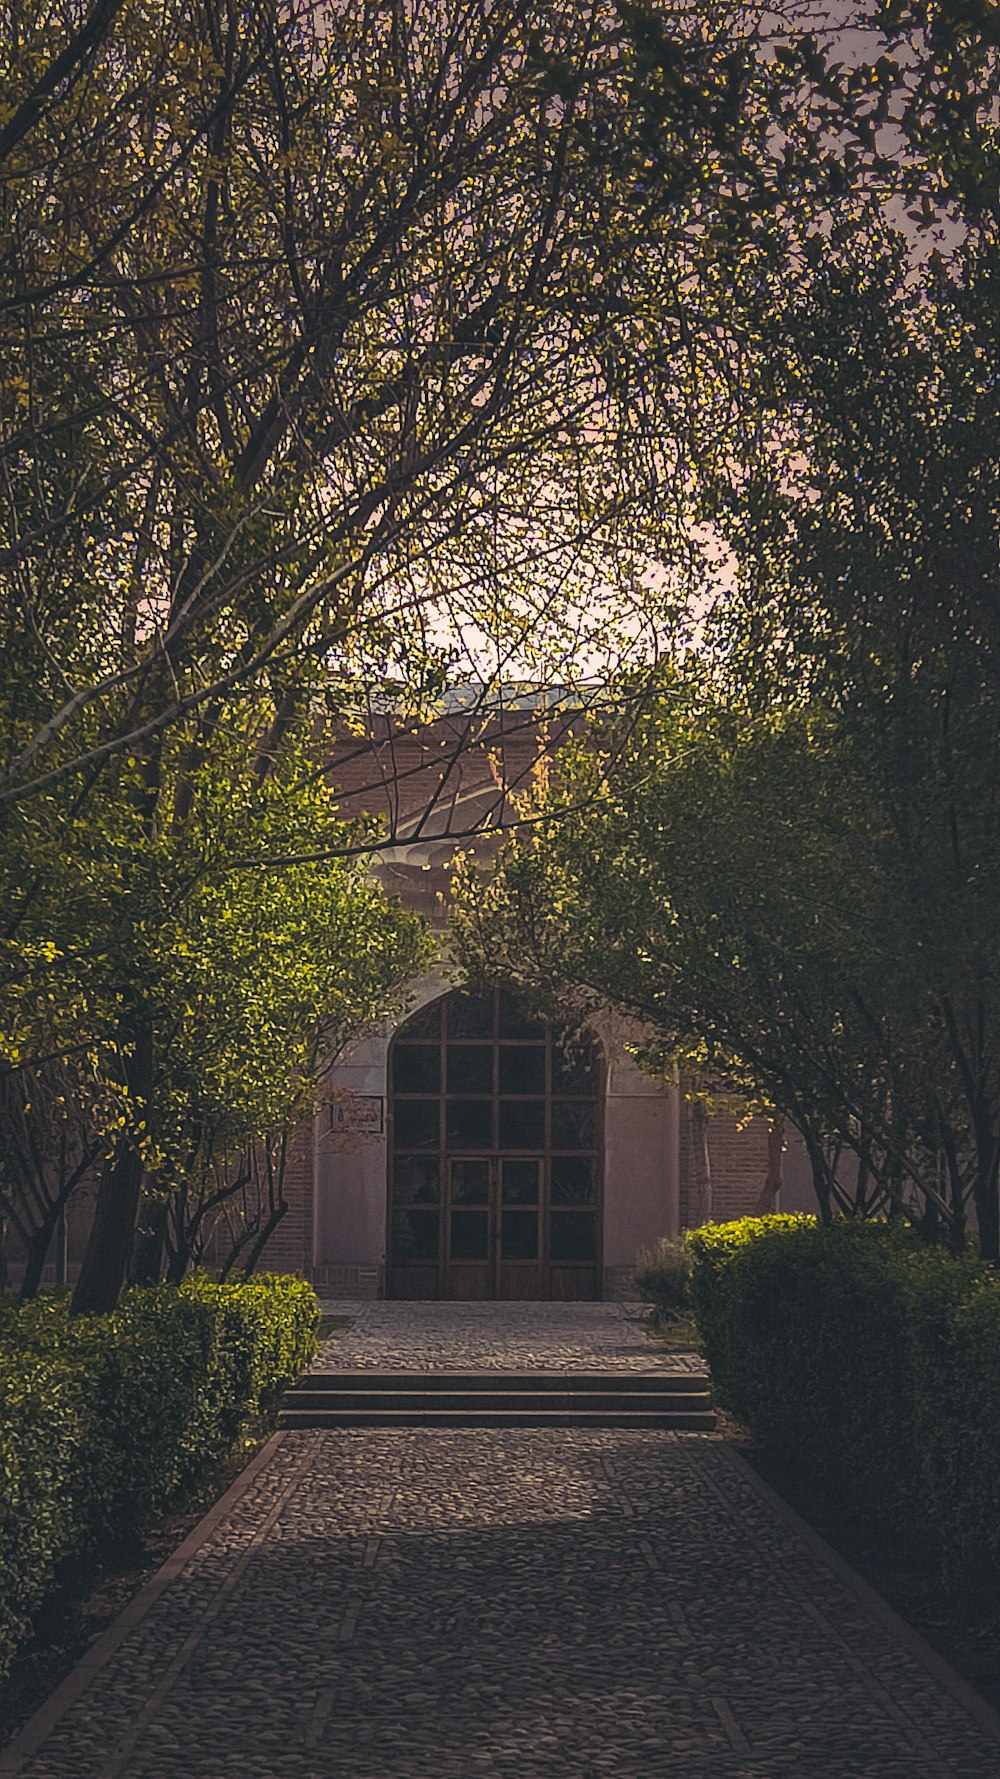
[387,988,603,1300]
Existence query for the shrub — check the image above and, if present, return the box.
[687,1216,1000,1599]
[0,1273,318,1679]
[633,1237,692,1321]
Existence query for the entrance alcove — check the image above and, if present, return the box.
[311,978,686,1301]
[387,987,603,1300]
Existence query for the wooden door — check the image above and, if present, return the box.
[387,988,603,1300]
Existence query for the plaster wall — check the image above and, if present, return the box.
[313,977,451,1282]
[602,1049,680,1268]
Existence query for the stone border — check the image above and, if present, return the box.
[721,1442,1000,1751]
[0,1434,286,1776]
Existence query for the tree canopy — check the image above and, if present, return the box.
[455,180,1000,1256]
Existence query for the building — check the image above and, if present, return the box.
[263,689,787,1300]
[2,688,803,1297]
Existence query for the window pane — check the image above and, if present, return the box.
[447,993,494,1038]
[392,1210,439,1260]
[551,1156,596,1206]
[393,1100,439,1149]
[502,1159,540,1204]
[451,1209,489,1260]
[451,1160,490,1204]
[498,990,545,1038]
[393,1157,440,1205]
[550,1211,596,1261]
[499,1046,546,1095]
[552,1034,601,1094]
[446,1099,492,1148]
[392,1044,441,1094]
[402,999,443,1039]
[498,1100,545,1148]
[447,1044,493,1094]
[502,1209,538,1260]
[551,1101,597,1149]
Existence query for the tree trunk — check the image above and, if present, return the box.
[18,1210,60,1302]
[690,1096,713,1227]
[803,1128,833,1225]
[974,1159,1000,1264]
[129,1194,168,1285]
[237,1201,288,1281]
[71,1016,153,1315]
[942,1128,967,1253]
[753,1113,784,1215]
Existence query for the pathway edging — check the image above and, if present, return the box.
[720,1442,1000,1751]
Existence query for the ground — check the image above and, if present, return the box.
[2,1304,998,1779]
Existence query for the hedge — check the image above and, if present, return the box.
[0,1273,319,1680]
[687,1216,1000,1600]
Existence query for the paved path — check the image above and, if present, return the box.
[313,1299,707,1372]
[3,1307,999,1779]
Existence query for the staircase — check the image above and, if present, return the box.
[278,1370,714,1431]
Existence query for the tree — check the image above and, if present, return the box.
[709,210,1000,1253]
[455,183,1000,1255]
[2,0,806,1305]
[0,708,429,1305]
[0,0,789,812]
[0,1058,108,1300]
[143,769,432,1282]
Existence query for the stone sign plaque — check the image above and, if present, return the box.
[327,1093,384,1141]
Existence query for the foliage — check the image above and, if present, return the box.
[0,1273,318,1679]
[0,720,431,1304]
[633,1235,692,1321]
[687,1216,1000,1599]
[454,197,1000,1254]
[1,0,803,1309]
[0,0,790,814]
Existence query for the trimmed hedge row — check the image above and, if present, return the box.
[0,1274,319,1680]
[687,1216,1000,1600]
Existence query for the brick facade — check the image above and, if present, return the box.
[677,1098,772,1230]
[255,1119,315,1277]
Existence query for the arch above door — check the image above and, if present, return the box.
[387,987,603,1300]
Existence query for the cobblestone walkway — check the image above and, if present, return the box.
[314,1299,707,1373]
[4,1308,998,1779]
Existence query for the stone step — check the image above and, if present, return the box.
[279,1367,714,1430]
[284,1387,710,1414]
[278,1405,717,1430]
[295,1369,708,1394]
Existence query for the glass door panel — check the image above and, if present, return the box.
[498,1100,545,1148]
[450,1210,490,1260]
[498,1156,541,1288]
[451,1159,489,1203]
[501,1158,540,1203]
[447,1158,495,1293]
[446,1099,492,1148]
[447,1045,494,1093]
[501,1210,538,1260]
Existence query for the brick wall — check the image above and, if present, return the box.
[678,1093,771,1229]
[254,1118,314,1276]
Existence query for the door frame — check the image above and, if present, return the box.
[386,989,604,1300]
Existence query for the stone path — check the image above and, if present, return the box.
[313,1298,708,1373]
[3,1307,999,1779]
